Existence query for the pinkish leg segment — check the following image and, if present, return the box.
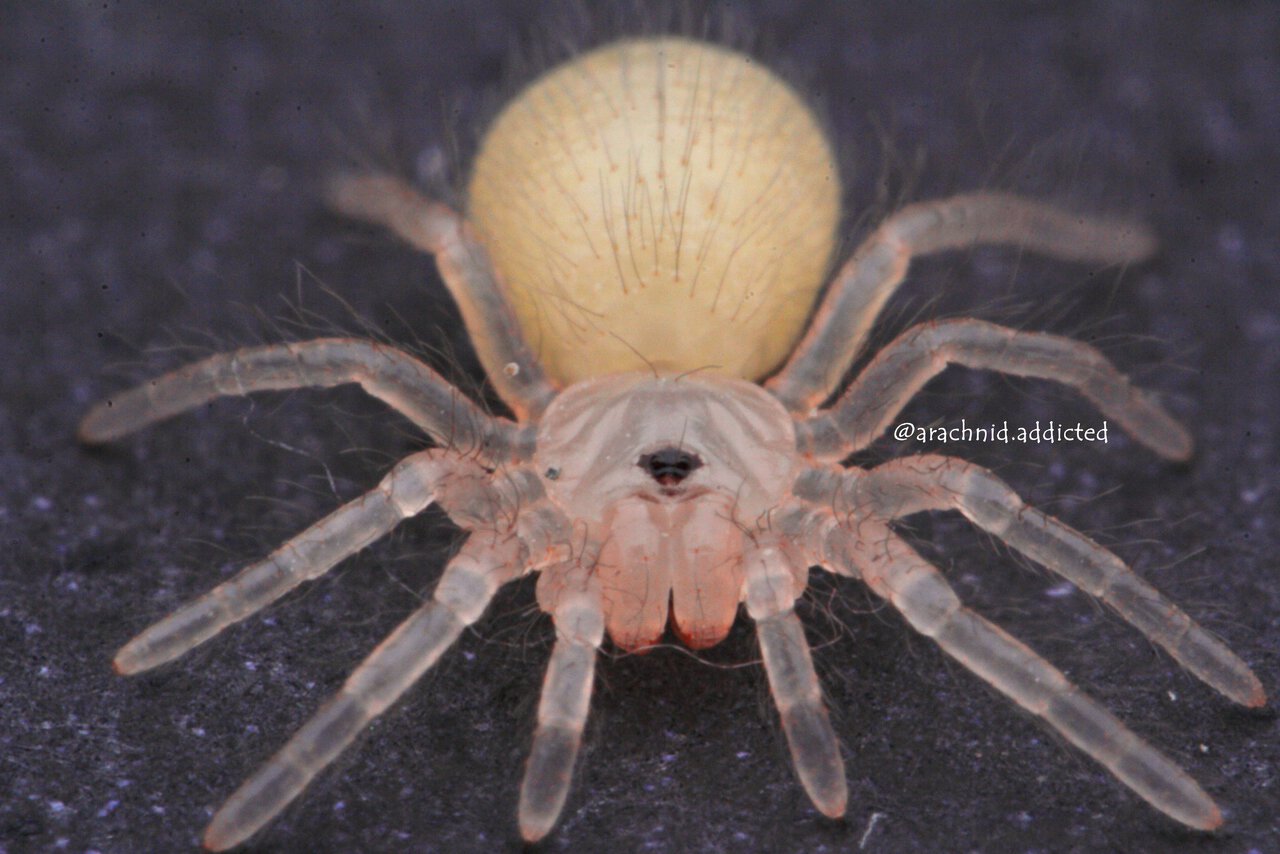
[767,192,1155,410]
[853,455,1265,707]
[114,451,492,675]
[202,532,525,850]
[820,518,1224,831]
[77,338,522,464]
[519,573,604,842]
[326,172,558,418]
[745,542,847,819]
[794,318,1191,461]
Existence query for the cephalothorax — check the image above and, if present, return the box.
[81,37,1264,848]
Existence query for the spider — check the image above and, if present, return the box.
[79,36,1265,849]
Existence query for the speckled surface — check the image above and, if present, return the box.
[3,2,1277,852]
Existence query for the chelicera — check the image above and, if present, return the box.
[80,37,1265,848]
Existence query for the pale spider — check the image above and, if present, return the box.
[80,37,1265,849]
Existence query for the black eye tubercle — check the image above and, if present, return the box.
[638,447,704,486]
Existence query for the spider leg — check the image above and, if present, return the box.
[202,530,524,851]
[822,519,1224,831]
[794,318,1191,461]
[850,455,1265,707]
[326,172,558,419]
[519,573,604,842]
[767,192,1155,410]
[78,338,524,464]
[114,451,492,674]
[745,542,848,818]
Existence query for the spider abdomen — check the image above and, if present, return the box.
[468,37,841,385]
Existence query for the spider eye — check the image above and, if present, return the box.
[638,447,703,486]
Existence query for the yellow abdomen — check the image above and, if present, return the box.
[467,37,841,385]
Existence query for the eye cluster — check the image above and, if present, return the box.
[638,447,704,486]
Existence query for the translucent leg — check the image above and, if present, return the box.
[745,543,847,818]
[202,532,523,851]
[78,338,521,463]
[767,192,1154,410]
[795,318,1191,461]
[326,172,558,419]
[518,580,604,842]
[823,520,1224,831]
[856,455,1265,707]
[114,451,485,674]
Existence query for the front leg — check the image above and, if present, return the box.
[795,318,1190,461]
[113,450,496,674]
[744,539,847,819]
[203,528,526,850]
[519,564,604,842]
[766,192,1154,410]
[819,518,1224,831]
[848,455,1265,707]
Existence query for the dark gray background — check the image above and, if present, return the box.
[3,2,1277,852]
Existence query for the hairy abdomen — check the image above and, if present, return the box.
[468,37,841,384]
